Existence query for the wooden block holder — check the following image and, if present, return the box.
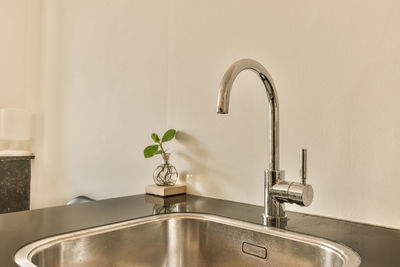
[145,184,186,197]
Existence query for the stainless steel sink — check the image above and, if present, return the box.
[14,213,361,267]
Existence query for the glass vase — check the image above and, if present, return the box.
[153,153,178,186]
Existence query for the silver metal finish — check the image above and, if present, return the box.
[300,148,307,185]
[217,59,279,170]
[217,59,314,225]
[14,213,361,267]
[271,181,314,207]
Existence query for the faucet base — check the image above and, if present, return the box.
[262,214,287,227]
[265,169,287,222]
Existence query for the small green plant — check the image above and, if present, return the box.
[144,129,177,158]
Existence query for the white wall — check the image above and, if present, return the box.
[31,0,168,208]
[167,0,400,229]
[0,0,28,108]
[0,0,40,111]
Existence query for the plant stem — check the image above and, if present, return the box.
[159,142,166,156]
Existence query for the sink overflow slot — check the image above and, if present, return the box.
[242,242,267,259]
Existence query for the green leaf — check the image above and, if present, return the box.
[144,145,159,158]
[154,150,163,155]
[151,133,160,143]
[162,129,176,142]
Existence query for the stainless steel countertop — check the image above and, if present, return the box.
[0,194,399,267]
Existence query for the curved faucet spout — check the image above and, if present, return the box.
[216,59,280,170]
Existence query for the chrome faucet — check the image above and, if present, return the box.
[217,59,313,226]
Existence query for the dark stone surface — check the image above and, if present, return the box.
[0,156,34,213]
[0,194,399,266]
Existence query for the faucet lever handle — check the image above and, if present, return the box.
[300,149,307,185]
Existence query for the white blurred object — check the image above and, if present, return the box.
[0,108,33,156]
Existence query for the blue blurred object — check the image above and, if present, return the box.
[67,196,95,205]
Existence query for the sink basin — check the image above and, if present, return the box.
[15,213,360,267]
